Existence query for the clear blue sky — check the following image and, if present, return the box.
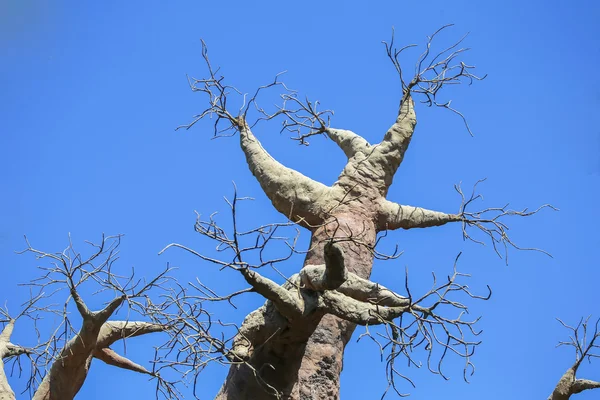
[1,1,599,399]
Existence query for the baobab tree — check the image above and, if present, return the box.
[0,26,596,400]
[170,25,546,399]
[0,235,177,400]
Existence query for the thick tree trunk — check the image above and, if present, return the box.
[215,96,443,399]
[217,215,376,399]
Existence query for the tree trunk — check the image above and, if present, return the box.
[216,215,376,399]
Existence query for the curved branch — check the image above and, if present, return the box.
[370,94,417,190]
[572,379,600,394]
[92,295,126,325]
[97,321,167,348]
[325,128,371,159]
[300,266,409,308]
[0,361,15,400]
[382,25,485,137]
[0,320,14,344]
[240,125,332,227]
[240,269,302,320]
[319,290,410,325]
[93,347,153,375]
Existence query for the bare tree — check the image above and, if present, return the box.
[548,317,600,400]
[2,26,564,399]
[0,235,176,400]
[170,25,553,399]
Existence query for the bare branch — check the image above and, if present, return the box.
[382,25,486,137]
[572,379,600,394]
[239,125,333,227]
[456,179,557,263]
[349,255,490,397]
[367,26,486,193]
[16,235,176,400]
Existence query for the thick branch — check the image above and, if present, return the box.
[0,320,14,344]
[33,302,149,400]
[325,128,371,159]
[377,199,460,231]
[97,321,167,348]
[33,320,165,400]
[0,299,45,400]
[301,266,409,308]
[240,268,302,319]
[240,126,331,227]
[572,379,600,394]
[92,295,126,325]
[0,321,17,400]
[0,361,15,400]
[547,368,600,399]
[0,326,38,400]
[551,368,576,400]
[369,94,416,190]
[319,290,410,325]
[71,290,93,320]
[3,344,29,359]
[93,347,153,375]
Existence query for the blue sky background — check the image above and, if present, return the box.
[1,1,599,399]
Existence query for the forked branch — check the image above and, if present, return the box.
[456,179,557,263]
[549,317,600,400]
[382,24,486,136]
[17,235,178,400]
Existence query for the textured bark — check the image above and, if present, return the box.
[0,362,14,400]
[548,366,600,400]
[0,321,20,400]
[0,321,32,400]
[30,309,165,400]
[217,215,377,400]
[377,198,461,231]
[217,95,466,399]
[240,126,333,228]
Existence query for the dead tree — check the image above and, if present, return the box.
[170,26,553,399]
[548,317,600,400]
